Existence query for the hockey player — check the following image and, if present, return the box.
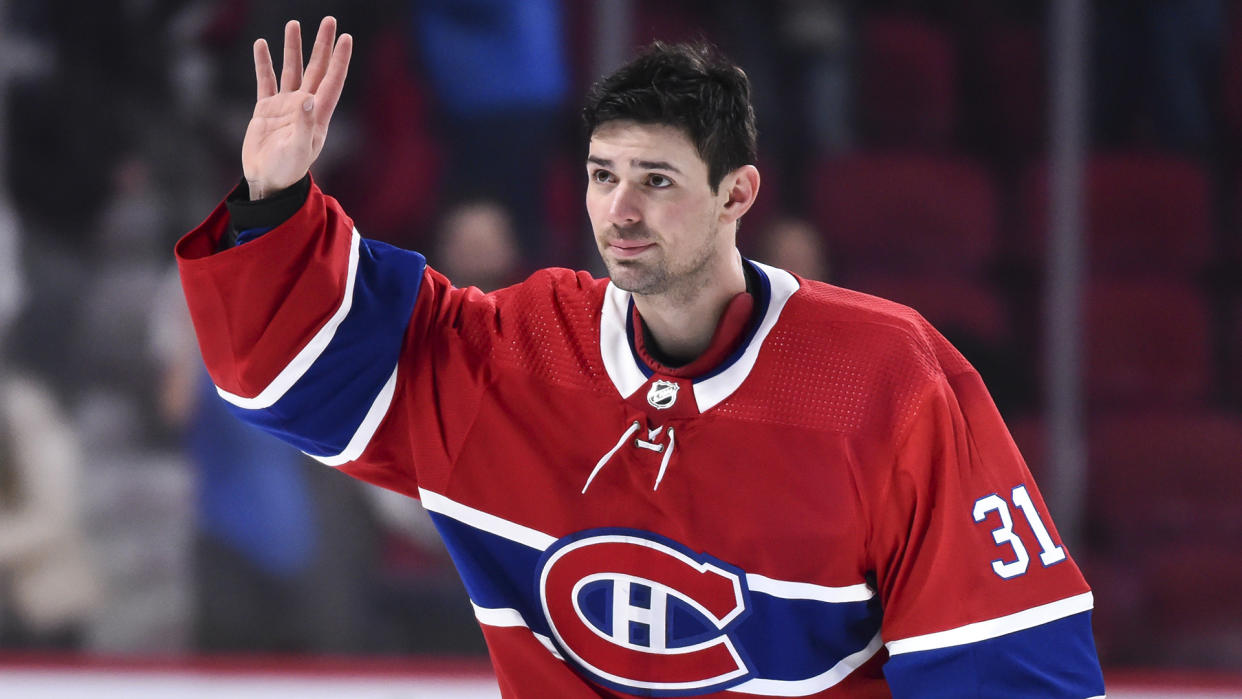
[176,16,1106,697]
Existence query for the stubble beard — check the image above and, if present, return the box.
[603,222,719,301]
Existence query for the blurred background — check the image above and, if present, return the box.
[1,0,1240,694]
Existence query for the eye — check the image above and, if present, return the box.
[646,173,673,188]
[591,169,615,184]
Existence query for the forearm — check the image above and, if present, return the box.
[219,173,313,250]
[175,181,427,467]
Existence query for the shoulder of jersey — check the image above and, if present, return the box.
[716,276,972,437]
[787,277,928,334]
[783,277,963,373]
[493,267,609,300]
[479,267,613,389]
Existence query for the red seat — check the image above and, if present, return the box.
[1087,412,1242,662]
[1020,154,1213,277]
[812,153,998,275]
[1084,279,1212,408]
[858,16,958,148]
[1089,412,1242,549]
[1083,542,1242,667]
[1148,545,1242,624]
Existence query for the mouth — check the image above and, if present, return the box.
[607,240,656,258]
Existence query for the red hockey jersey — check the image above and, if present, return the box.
[175,182,1105,698]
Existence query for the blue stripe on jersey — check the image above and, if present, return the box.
[224,238,426,458]
[735,592,881,682]
[428,508,883,687]
[428,511,552,637]
[883,610,1106,698]
[623,302,654,380]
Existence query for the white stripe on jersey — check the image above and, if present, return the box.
[885,591,1095,655]
[471,602,564,660]
[217,228,362,409]
[728,632,883,696]
[419,488,559,551]
[746,573,875,603]
[693,262,799,412]
[307,363,399,466]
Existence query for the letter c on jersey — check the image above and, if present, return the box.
[538,530,753,695]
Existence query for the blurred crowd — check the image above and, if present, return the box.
[0,0,1239,671]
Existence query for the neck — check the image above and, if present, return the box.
[631,249,747,363]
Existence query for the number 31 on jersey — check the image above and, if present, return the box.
[973,485,1067,579]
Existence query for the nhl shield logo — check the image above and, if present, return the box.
[646,380,680,410]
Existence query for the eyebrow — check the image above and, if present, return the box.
[586,156,683,175]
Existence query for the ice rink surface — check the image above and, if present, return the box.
[2,662,1241,698]
[0,670,500,699]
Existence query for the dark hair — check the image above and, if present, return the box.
[582,41,758,192]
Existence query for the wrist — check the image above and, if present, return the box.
[246,179,266,201]
[227,173,312,231]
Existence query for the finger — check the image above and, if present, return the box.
[302,16,337,93]
[313,33,353,131]
[253,39,277,100]
[279,20,303,92]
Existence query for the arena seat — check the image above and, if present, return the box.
[1088,411,1242,549]
[1086,411,1242,665]
[858,15,958,148]
[1084,279,1213,408]
[1019,154,1213,277]
[812,153,998,276]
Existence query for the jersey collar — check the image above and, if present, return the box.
[599,259,800,411]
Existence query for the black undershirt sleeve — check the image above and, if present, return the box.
[217,174,312,251]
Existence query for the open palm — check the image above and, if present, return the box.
[242,17,352,200]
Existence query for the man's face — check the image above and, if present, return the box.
[586,121,731,297]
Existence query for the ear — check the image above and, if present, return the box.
[719,165,760,225]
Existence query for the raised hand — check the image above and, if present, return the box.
[242,17,352,200]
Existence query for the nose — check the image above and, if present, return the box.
[607,182,642,227]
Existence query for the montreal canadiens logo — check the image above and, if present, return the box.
[647,380,680,410]
[538,529,753,695]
